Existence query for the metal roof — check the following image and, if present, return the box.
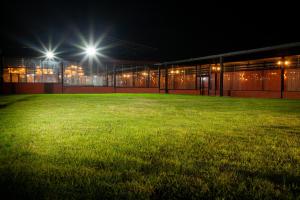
[155,42,300,66]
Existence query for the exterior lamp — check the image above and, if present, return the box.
[212,65,220,72]
[277,60,289,66]
[85,46,97,57]
[277,58,289,98]
[284,60,289,66]
[45,51,54,59]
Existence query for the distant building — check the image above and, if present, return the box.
[1,43,300,99]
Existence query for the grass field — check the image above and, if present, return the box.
[0,94,300,199]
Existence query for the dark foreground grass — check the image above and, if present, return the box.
[0,94,300,199]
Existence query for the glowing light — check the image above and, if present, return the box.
[277,60,290,66]
[45,51,54,59]
[285,60,289,65]
[8,67,26,74]
[85,46,97,56]
[72,30,110,65]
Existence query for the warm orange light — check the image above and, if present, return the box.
[8,67,26,74]
[64,65,85,77]
[284,61,289,65]
[277,60,289,66]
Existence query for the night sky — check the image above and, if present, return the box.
[1,0,299,61]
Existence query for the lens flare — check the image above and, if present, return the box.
[46,51,54,59]
[85,46,97,56]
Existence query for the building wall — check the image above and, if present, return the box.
[230,91,281,98]
[1,56,300,99]
[168,90,199,95]
[115,88,158,93]
[2,83,62,94]
[1,82,300,99]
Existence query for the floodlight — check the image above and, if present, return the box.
[85,46,97,56]
[46,51,54,59]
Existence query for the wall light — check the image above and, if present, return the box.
[284,60,289,66]
[277,60,290,66]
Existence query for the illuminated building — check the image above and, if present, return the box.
[1,42,300,99]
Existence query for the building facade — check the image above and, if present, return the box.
[1,43,300,99]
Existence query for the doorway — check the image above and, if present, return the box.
[200,75,209,95]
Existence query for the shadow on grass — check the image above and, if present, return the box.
[0,155,299,199]
[0,95,35,109]
[261,124,300,135]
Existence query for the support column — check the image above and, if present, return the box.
[220,56,224,97]
[195,65,198,90]
[215,71,217,96]
[158,66,161,92]
[262,62,265,91]
[199,65,202,95]
[113,65,116,92]
[147,66,150,88]
[25,66,28,83]
[0,55,3,94]
[106,64,108,86]
[132,65,135,87]
[165,65,168,93]
[61,62,64,94]
[208,65,211,96]
[280,59,284,99]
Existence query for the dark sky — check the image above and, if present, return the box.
[1,0,299,61]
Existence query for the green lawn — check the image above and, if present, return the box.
[0,94,300,199]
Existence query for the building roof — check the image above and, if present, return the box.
[156,42,300,66]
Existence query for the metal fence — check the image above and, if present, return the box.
[2,55,300,95]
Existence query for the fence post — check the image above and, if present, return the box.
[113,65,116,93]
[165,65,168,94]
[61,62,64,94]
[280,58,284,99]
[158,66,160,93]
[0,55,3,94]
[220,56,224,96]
